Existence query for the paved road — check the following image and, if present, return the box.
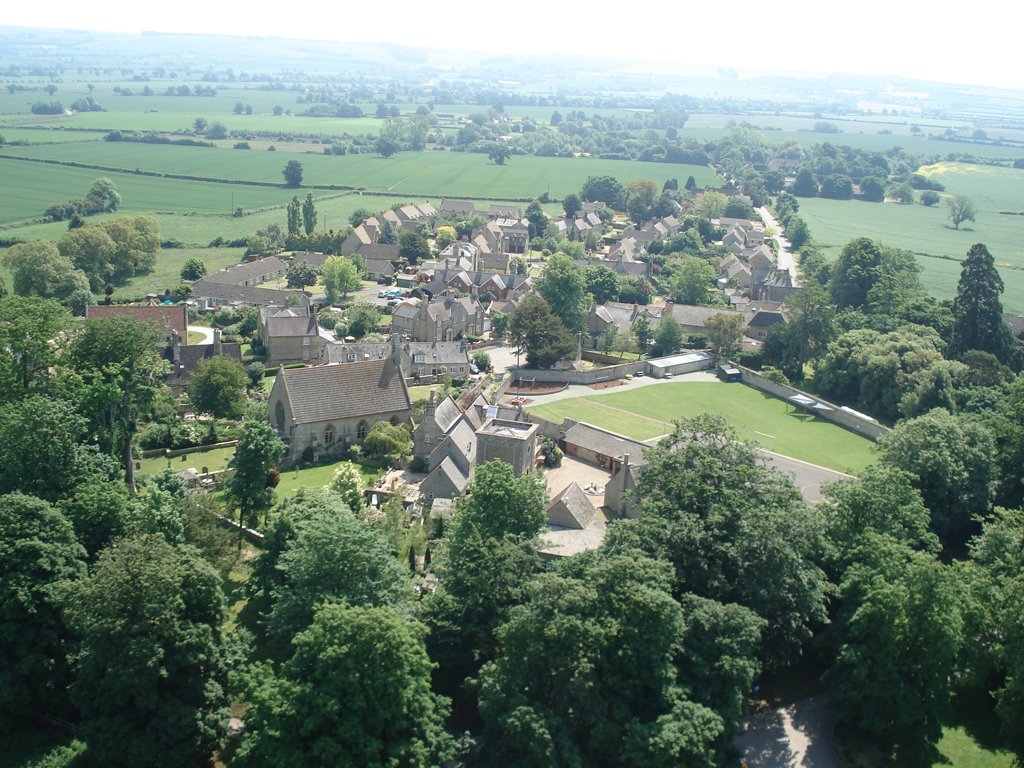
[738,695,839,768]
[759,206,799,288]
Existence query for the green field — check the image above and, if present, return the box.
[0,142,720,197]
[798,164,1024,312]
[525,381,876,473]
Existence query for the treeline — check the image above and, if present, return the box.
[2,214,160,300]
[43,177,122,223]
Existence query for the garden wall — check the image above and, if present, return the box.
[509,360,647,386]
[737,365,890,441]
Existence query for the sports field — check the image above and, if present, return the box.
[524,380,877,473]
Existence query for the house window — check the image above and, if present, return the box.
[324,424,335,445]
[757,329,766,339]
[347,353,356,362]
[274,401,286,430]
[302,337,310,346]
[459,366,465,373]
[424,436,434,444]
[357,420,369,440]
[414,354,426,364]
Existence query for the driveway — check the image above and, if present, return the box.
[759,206,799,287]
[189,324,214,345]
[738,695,839,768]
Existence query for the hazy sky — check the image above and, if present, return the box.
[5,0,1020,91]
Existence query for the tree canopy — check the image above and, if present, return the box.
[188,356,248,418]
[603,415,829,666]
[238,603,452,768]
[949,243,1016,365]
[507,293,577,369]
[64,534,234,768]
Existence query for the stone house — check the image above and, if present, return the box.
[268,357,411,466]
[259,306,333,365]
[391,294,486,342]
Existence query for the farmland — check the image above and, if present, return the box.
[798,163,1024,312]
[525,380,877,473]
[0,140,719,196]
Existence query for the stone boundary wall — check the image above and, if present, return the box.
[509,360,647,385]
[737,364,890,441]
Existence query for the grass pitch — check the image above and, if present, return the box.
[525,380,876,473]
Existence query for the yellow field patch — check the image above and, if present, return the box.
[917,161,1006,177]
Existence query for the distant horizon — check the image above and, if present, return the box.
[2,1,1021,92]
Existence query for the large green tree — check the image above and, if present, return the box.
[225,417,285,531]
[672,256,717,305]
[0,295,73,397]
[282,159,303,187]
[819,465,938,580]
[266,508,409,648]
[301,192,317,235]
[321,256,362,305]
[64,534,235,768]
[1,240,90,301]
[188,356,248,418]
[878,409,997,552]
[286,196,301,235]
[507,293,577,369]
[477,554,726,768]
[829,536,963,756]
[948,195,976,230]
[0,493,86,726]
[69,315,168,491]
[238,603,452,768]
[603,415,829,666]
[0,395,112,501]
[453,460,547,541]
[536,253,589,333]
[651,314,683,357]
[949,243,1016,364]
[829,237,922,311]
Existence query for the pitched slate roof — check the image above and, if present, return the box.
[422,455,471,498]
[190,280,310,308]
[265,315,318,338]
[292,251,330,269]
[561,420,649,464]
[278,359,409,425]
[439,199,476,216]
[201,257,287,285]
[321,342,388,365]
[432,395,463,435]
[546,482,599,530]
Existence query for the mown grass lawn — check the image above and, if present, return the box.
[274,459,381,499]
[137,444,237,478]
[526,381,876,473]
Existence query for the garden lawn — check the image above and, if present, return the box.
[525,381,876,473]
[136,444,237,478]
[274,459,381,499]
[932,727,1013,768]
